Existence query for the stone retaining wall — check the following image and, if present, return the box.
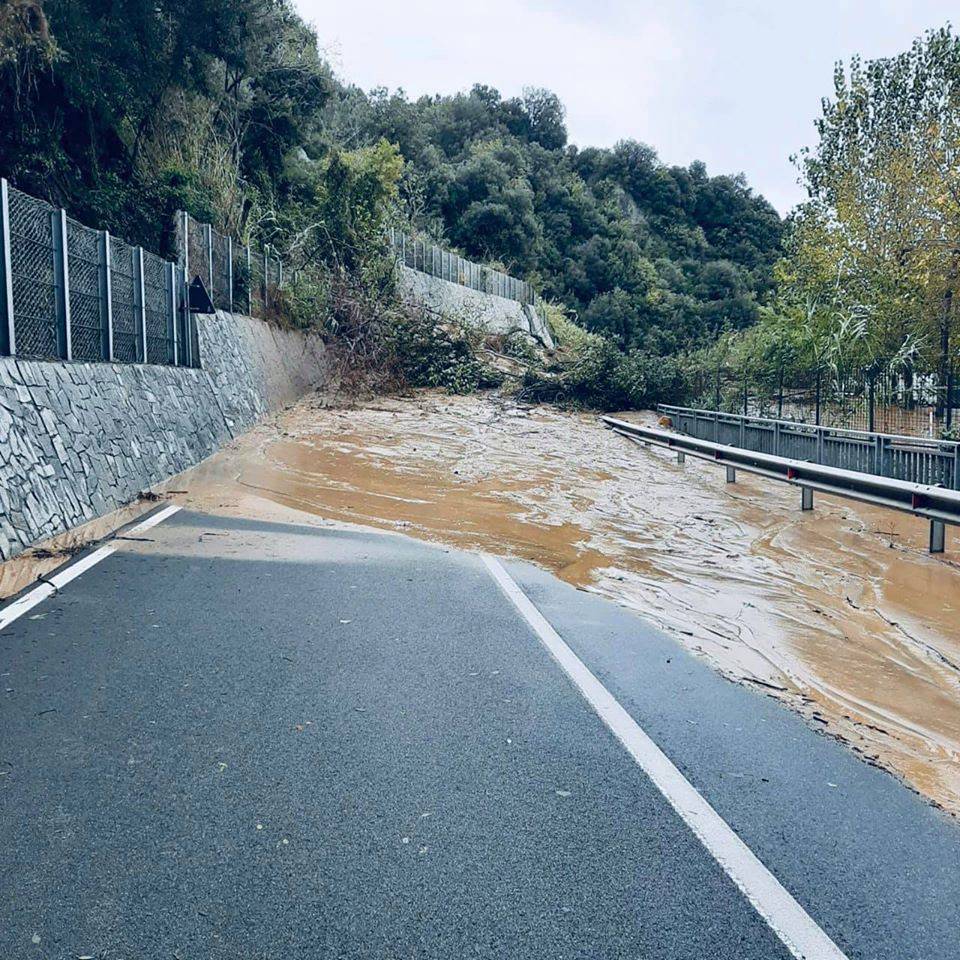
[398,267,554,348]
[0,311,329,561]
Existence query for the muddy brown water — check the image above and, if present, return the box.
[7,391,960,813]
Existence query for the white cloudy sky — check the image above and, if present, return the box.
[299,0,956,215]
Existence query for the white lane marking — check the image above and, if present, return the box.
[0,505,182,633]
[481,553,848,960]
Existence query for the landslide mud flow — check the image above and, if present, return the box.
[172,393,960,814]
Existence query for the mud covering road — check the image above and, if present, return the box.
[125,391,960,814]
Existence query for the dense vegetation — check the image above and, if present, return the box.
[325,85,783,355]
[0,0,785,403]
[708,27,960,419]
[6,1,954,415]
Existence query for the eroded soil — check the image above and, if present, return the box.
[8,390,960,813]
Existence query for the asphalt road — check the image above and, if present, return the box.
[1,508,958,959]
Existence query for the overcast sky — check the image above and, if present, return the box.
[300,1,956,215]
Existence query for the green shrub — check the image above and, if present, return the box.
[385,310,504,394]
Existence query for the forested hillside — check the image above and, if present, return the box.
[325,85,783,354]
[0,0,782,374]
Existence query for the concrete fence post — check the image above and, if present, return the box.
[134,247,147,363]
[227,235,233,313]
[99,230,114,361]
[0,179,15,355]
[52,208,72,360]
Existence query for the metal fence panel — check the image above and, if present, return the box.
[211,228,230,310]
[249,248,264,317]
[388,228,535,306]
[7,187,58,358]
[65,217,106,361]
[142,250,173,365]
[109,236,139,362]
[661,404,960,490]
[186,216,209,293]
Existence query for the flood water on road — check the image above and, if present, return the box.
[173,391,960,814]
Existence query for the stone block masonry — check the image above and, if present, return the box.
[398,267,555,348]
[0,310,329,562]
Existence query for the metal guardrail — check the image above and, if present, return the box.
[603,416,959,553]
[659,404,960,491]
[388,227,536,306]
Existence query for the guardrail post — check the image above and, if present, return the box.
[134,247,147,363]
[52,208,71,360]
[0,178,15,355]
[227,236,233,313]
[726,466,736,483]
[677,451,685,465]
[801,487,814,511]
[929,520,946,554]
[773,420,781,457]
[99,230,113,361]
[954,444,960,491]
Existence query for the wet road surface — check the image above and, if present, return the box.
[1,508,959,959]
[167,392,960,814]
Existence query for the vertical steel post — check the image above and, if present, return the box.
[0,179,15,355]
[181,211,191,353]
[169,262,182,367]
[227,235,233,313]
[947,367,954,432]
[99,231,113,361]
[246,244,252,315]
[929,519,946,554]
[725,466,737,483]
[181,211,190,279]
[801,487,814,511]
[52,208,72,360]
[677,451,685,465]
[263,246,269,313]
[134,248,147,363]
[868,376,876,433]
[205,223,213,302]
[815,368,822,425]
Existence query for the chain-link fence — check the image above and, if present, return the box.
[175,211,284,319]
[688,363,960,440]
[388,227,537,306]
[0,179,195,367]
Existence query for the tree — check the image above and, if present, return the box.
[789,26,960,400]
